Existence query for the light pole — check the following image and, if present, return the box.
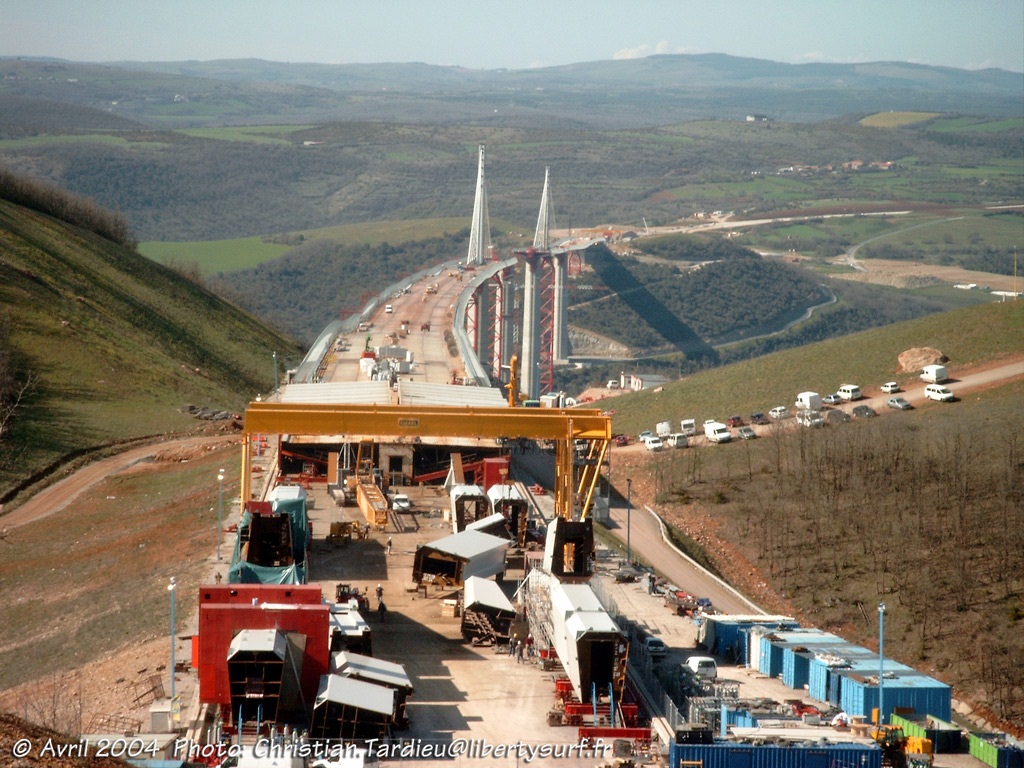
[273,351,279,394]
[626,478,632,566]
[168,577,177,702]
[217,469,225,561]
[878,602,886,728]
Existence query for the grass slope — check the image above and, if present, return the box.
[0,199,304,501]
[607,301,1024,436]
[608,301,1024,725]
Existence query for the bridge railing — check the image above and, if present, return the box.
[292,259,465,384]
[452,257,518,387]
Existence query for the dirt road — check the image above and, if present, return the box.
[1,434,238,531]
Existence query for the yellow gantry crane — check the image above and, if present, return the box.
[241,401,611,573]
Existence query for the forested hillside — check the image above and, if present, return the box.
[569,245,826,355]
[212,230,472,343]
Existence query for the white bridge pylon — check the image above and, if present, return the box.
[463,151,567,398]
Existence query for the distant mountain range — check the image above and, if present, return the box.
[2,53,1020,128]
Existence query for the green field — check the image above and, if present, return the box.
[737,208,1023,260]
[176,125,315,144]
[139,217,520,275]
[139,237,290,274]
[859,111,942,127]
[926,115,1024,133]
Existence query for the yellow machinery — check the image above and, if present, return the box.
[352,439,388,529]
[870,725,934,768]
[241,402,611,571]
[504,354,520,407]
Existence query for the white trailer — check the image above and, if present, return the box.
[920,364,948,383]
[794,391,822,411]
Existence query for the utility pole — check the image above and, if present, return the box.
[217,469,225,561]
[878,602,886,727]
[168,577,177,702]
[626,478,633,565]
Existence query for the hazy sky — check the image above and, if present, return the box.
[2,0,1022,73]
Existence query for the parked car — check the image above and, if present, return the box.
[852,404,877,418]
[924,384,955,402]
[612,434,630,446]
[825,409,851,424]
[684,656,718,681]
[886,397,913,410]
[643,635,667,659]
[391,493,411,512]
[880,381,901,394]
[768,406,790,419]
[822,393,843,406]
[737,426,757,440]
[638,430,653,441]
[726,415,744,427]
[644,436,664,452]
[750,412,769,425]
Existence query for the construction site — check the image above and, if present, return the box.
[11,146,1018,768]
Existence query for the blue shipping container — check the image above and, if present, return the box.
[759,636,784,678]
[838,671,952,723]
[669,743,882,768]
[782,649,811,690]
[807,657,831,702]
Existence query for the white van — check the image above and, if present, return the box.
[837,384,862,401]
[703,420,731,443]
[385,304,393,313]
[644,436,664,452]
[924,384,954,402]
[667,433,688,448]
[684,656,718,681]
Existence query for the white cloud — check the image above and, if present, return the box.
[612,41,683,60]
[962,58,1000,71]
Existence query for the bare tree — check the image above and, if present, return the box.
[11,672,85,736]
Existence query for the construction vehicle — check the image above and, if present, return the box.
[871,725,934,768]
